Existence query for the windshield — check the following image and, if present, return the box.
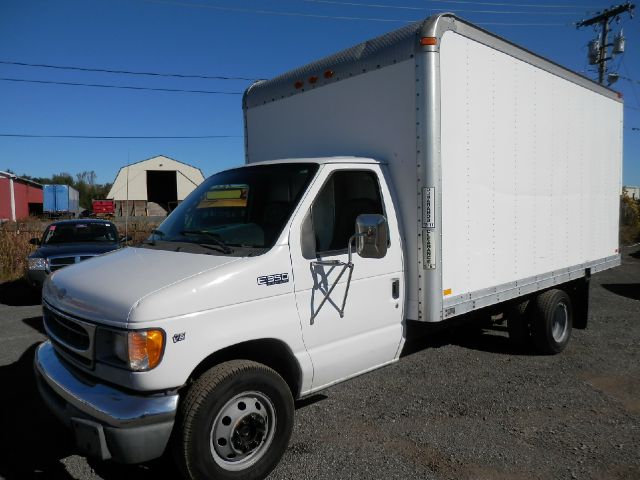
[43,223,118,244]
[152,163,318,252]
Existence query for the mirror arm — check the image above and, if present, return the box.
[310,233,365,324]
[347,232,366,264]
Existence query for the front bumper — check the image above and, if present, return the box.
[25,269,47,288]
[34,341,179,464]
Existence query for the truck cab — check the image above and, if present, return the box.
[35,157,404,478]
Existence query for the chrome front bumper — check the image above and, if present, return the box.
[34,341,179,463]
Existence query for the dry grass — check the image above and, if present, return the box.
[114,220,157,245]
[0,220,41,282]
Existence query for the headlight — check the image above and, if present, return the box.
[96,328,165,371]
[28,257,48,270]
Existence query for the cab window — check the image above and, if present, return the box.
[311,170,384,255]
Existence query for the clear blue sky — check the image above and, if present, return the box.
[1,0,638,185]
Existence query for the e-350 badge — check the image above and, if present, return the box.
[257,273,289,286]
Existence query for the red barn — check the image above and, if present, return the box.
[0,171,43,221]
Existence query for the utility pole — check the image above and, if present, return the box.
[576,2,635,85]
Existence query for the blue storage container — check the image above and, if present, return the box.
[43,184,79,214]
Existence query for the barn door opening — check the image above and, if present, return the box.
[146,170,177,214]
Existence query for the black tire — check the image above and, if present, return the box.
[507,299,532,349]
[531,289,573,355]
[173,360,294,480]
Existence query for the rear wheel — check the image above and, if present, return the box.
[173,360,294,480]
[531,289,573,355]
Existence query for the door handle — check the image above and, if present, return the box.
[392,279,400,299]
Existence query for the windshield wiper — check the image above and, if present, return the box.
[179,230,233,254]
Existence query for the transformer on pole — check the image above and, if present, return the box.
[576,2,635,85]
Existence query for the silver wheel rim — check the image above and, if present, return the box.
[552,302,569,343]
[210,391,276,471]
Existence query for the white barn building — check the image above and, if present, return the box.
[623,186,640,200]
[107,155,205,216]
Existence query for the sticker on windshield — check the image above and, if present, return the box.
[257,273,289,286]
[198,184,249,209]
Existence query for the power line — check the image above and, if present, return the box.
[302,0,586,14]
[473,21,567,25]
[621,59,640,110]
[0,133,242,139]
[141,0,568,24]
[425,0,598,7]
[0,60,257,81]
[620,74,640,85]
[0,77,243,94]
[142,0,410,22]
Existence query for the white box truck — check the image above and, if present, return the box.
[35,14,622,480]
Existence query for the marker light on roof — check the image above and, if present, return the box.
[420,37,438,46]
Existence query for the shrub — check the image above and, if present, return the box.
[620,194,640,246]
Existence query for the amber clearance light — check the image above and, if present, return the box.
[420,37,438,46]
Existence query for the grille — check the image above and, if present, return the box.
[44,307,90,349]
[49,257,75,272]
[48,255,96,272]
[43,304,96,369]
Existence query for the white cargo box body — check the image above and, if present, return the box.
[243,14,623,322]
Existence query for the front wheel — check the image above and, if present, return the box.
[173,360,294,480]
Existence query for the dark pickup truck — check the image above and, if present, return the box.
[26,219,126,288]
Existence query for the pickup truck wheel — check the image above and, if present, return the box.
[531,289,573,355]
[174,360,294,480]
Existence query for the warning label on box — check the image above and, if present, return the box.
[423,187,435,229]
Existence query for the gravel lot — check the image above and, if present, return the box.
[0,246,638,480]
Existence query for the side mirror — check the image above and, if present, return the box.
[119,235,132,243]
[355,214,388,259]
[29,238,40,246]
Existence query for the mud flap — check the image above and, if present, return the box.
[572,276,590,330]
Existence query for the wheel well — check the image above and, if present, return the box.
[188,339,302,398]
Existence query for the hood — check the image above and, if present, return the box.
[32,242,121,258]
[43,247,242,326]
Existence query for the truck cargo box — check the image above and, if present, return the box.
[43,184,79,215]
[243,14,623,322]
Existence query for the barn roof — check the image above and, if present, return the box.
[0,171,43,188]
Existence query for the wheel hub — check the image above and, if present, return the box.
[231,413,267,453]
[210,391,276,471]
[552,302,569,343]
